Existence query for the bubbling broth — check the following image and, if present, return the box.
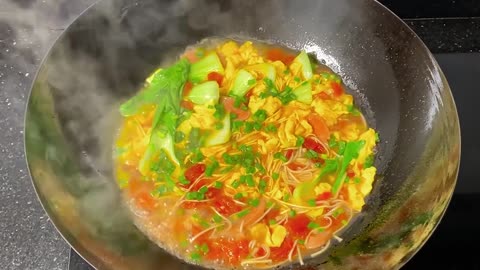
[114,39,378,269]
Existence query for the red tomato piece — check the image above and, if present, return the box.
[135,192,156,211]
[205,187,222,199]
[331,81,343,96]
[183,81,193,97]
[347,169,355,178]
[284,214,311,238]
[285,149,295,160]
[221,97,250,121]
[303,136,327,154]
[180,100,194,111]
[270,236,295,262]
[212,195,242,216]
[316,191,332,201]
[207,72,224,85]
[206,238,250,266]
[306,113,330,143]
[184,164,206,183]
[266,48,296,65]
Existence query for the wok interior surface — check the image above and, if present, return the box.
[25,0,460,269]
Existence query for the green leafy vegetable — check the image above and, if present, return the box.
[187,81,220,104]
[230,69,256,97]
[332,140,366,194]
[135,59,190,175]
[293,81,313,104]
[205,113,231,146]
[293,51,313,80]
[189,52,224,83]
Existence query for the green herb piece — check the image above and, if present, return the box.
[236,208,251,218]
[307,199,317,207]
[294,77,301,83]
[151,185,169,197]
[239,145,253,153]
[265,123,278,133]
[283,193,291,202]
[248,79,257,86]
[245,166,256,174]
[375,132,380,142]
[190,252,202,262]
[274,152,288,162]
[243,175,255,187]
[289,209,297,217]
[205,160,219,177]
[258,179,267,193]
[269,219,277,225]
[213,103,226,120]
[255,163,266,173]
[253,121,263,131]
[234,193,244,200]
[296,136,305,147]
[200,243,209,254]
[220,165,235,174]
[178,175,190,186]
[298,239,305,245]
[305,149,319,159]
[248,198,260,207]
[253,109,268,122]
[364,154,375,168]
[189,52,224,82]
[308,221,321,230]
[283,69,290,75]
[213,214,223,223]
[214,181,223,189]
[198,186,208,194]
[328,135,338,148]
[222,153,238,165]
[232,121,244,132]
[244,122,254,133]
[175,131,185,143]
[353,177,361,184]
[272,172,280,180]
[231,180,241,189]
[337,141,346,155]
[347,104,361,116]
[332,208,344,218]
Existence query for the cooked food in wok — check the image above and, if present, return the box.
[114,40,378,269]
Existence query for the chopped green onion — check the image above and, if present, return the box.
[215,122,224,130]
[272,172,280,181]
[375,132,380,142]
[307,199,316,207]
[236,208,251,218]
[269,219,277,225]
[243,175,255,187]
[231,180,241,189]
[258,179,267,193]
[253,121,263,131]
[289,209,297,217]
[248,198,260,207]
[245,166,256,174]
[213,103,226,120]
[232,121,244,132]
[244,122,254,133]
[265,123,277,133]
[253,109,268,122]
[213,214,223,223]
[198,186,208,194]
[248,79,257,86]
[283,193,290,202]
[274,152,288,162]
[175,131,185,143]
[298,239,305,245]
[307,221,320,230]
[364,154,375,168]
[353,177,361,184]
[234,193,244,200]
[220,165,235,173]
[294,77,301,83]
[205,160,219,177]
[255,163,266,173]
[200,243,209,254]
[305,149,319,159]
[214,181,223,189]
[190,252,202,262]
[178,175,190,185]
[296,136,305,147]
[239,145,253,153]
[283,69,290,75]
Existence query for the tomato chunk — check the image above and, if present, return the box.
[212,195,242,216]
[316,191,332,201]
[303,136,327,154]
[206,238,250,266]
[266,48,296,65]
[306,113,330,143]
[270,236,295,262]
[284,214,311,238]
[331,81,343,96]
[208,72,224,85]
[184,164,206,183]
[221,97,250,121]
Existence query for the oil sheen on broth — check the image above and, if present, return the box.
[114,39,378,269]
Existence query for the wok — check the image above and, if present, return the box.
[24,0,460,269]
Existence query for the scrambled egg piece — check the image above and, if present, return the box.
[311,98,350,126]
[249,223,287,247]
[177,104,216,135]
[356,128,377,164]
[348,167,376,211]
[249,95,282,116]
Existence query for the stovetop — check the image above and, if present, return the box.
[0,0,478,270]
